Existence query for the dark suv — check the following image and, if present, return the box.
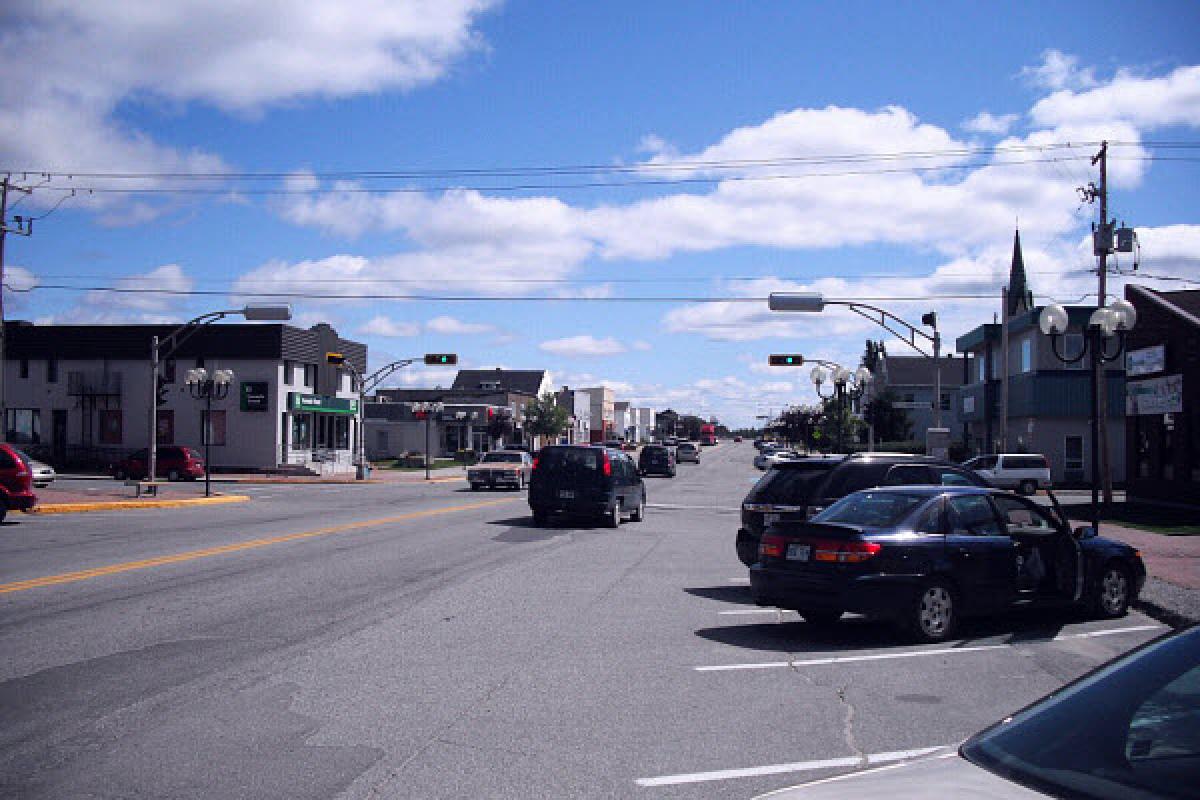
[736,454,988,566]
[529,445,646,528]
[638,444,676,477]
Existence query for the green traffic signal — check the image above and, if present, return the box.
[768,354,804,366]
[424,353,458,365]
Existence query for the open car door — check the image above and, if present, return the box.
[1044,489,1084,603]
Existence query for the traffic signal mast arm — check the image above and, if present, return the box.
[832,301,938,359]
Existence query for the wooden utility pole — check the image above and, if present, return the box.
[0,176,34,443]
[1093,142,1114,503]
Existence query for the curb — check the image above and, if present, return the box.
[34,495,252,514]
[1134,598,1199,629]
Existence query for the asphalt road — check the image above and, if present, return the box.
[0,443,1167,799]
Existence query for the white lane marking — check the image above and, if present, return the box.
[647,503,741,513]
[694,624,1163,672]
[635,745,946,788]
[754,753,959,798]
[728,577,750,584]
[717,609,793,616]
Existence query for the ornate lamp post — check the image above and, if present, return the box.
[809,362,871,454]
[412,401,444,480]
[185,367,234,497]
[1039,299,1137,532]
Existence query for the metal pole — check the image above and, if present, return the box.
[149,336,159,482]
[836,384,844,453]
[0,176,8,443]
[933,327,943,430]
[204,386,212,498]
[1095,141,1113,504]
[1088,330,1101,533]
[424,412,431,481]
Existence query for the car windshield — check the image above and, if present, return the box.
[482,453,523,463]
[814,491,928,527]
[961,627,1200,800]
[538,447,599,473]
[749,463,836,504]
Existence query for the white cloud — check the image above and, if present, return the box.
[539,335,628,357]
[632,340,652,351]
[1020,50,1097,91]
[35,263,196,323]
[1030,64,1200,130]
[963,111,1019,135]
[425,315,494,335]
[359,316,420,337]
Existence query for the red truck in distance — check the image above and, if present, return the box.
[700,424,717,446]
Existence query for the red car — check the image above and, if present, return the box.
[0,443,39,522]
[111,446,205,481]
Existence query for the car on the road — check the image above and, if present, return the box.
[467,450,533,490]
[676,442,700,463]
[0,443,38,522]
[749,485,1146,642]
[111,445,205,481]
[738,454,989,566]
[756,624,1199,799]
[754,448,803,470]
[638,444,676,477]
[528,445,646,527]
[13,449,55,487]
[734,436,743,442]
[963,453,1052,495]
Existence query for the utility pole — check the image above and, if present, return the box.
[1093,142,1114,504]
[0,176,34,443]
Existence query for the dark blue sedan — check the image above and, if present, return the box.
[749,485,1146,642]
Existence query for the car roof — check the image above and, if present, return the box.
[858,485,999,497]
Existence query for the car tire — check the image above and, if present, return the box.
[470,484,480,491]
[631,496,645,522]
[167,469,181,482]
[1092,563,1131,619]
[0,505,7,524]
[604,501,621,529]
[904,580,958,643]
[1018,479,1037,496]
[801,609,842,628]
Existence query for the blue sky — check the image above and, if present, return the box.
[3,1,1199,427]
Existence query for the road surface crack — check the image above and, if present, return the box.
[837,683,868,768]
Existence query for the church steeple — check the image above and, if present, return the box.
[1007,228,1033,318]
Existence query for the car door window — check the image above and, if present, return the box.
[937,468,982,487]
[991,495,1058,535]
[915,499,944,534]
[947,495,1005,536]
[884,465,932,486]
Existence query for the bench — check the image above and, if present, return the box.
[124,480,166,498]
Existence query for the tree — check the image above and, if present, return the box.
[523,393,569,441]
[487,410,514,442]
[862,389,912,443]
[862,339,886,372]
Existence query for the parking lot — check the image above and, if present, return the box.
[0,441,1169,798]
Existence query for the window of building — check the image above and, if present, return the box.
[335,416,350,449]
[376,430,389,453]
[902,392,916,403]
[291,414,312,449]
[1021,338,1032,373]
[202,410,227,446]
[303,364,316,388]
[195,357,205,368]
[978,355,987,382]
[5,409,41,444]
[1161,420,1175,481]
[157,410,174,444]
[99,410,122,444]
[164,359,176,383]
[284,360,295,385]
[47,359,58,383]
[19,359,29,379]
[1065,435,1084,480]
[940,392,951,411]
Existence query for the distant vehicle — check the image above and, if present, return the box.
[737,454,988,566]
[13,449,55,487]
[734,436,743,443]
[468,450,533,490]
[964,454,1052,495]
[754,449,803,470]
[638,444,676,477]
[750,485,1145,641]
[111,446,205,481]
[676,442,701,463]
[621,441,638,452]
[756,624,1199,799]
[0,443,38,522]
[528,445,646,527]
[700,424,717,446]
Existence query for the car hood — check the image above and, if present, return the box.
[753,749,1047,799]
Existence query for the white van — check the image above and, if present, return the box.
[963,454,1052,495]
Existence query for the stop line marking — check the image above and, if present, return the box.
[635,745,946,787]
[693,624,1163,671]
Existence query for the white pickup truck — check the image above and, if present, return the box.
[963,454,1051,495]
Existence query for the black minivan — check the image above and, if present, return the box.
[529,445,646,527]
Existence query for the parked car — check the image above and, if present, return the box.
[964,453,1052,495]
[111,446,205,481]
[754,449,803,470]
[676,442,701,463]
[13,449,55,487]
[638,444,676,477]
[528,445,646,527]
[750,485,1146,641]
[734,436,743,442]
[737,454,989,566]
[467,450,533,490]
[756,624,1198,799]
[0,443,38,522]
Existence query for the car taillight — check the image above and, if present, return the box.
[812,539,882,563]
[602,452,612,477]
[760,533,788,559]
[532,457,539,471]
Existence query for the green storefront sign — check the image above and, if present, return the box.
[240,381,270,411]
[288,393,359,415]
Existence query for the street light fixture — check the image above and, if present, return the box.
[412,401,444,480]
[808,360,871,453]
[1039,300,1136,534]
[185,367,234,497]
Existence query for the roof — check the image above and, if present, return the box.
[1128,285,1200,328]
[451,369,547,395]
[876,355,972,388]
[1007,229,1034,318]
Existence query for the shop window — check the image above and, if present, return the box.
[5,409,41,444]
[99,410,122,444]
[940,392,951,411]
[1161,420,1175,481]
[202,410,227,446]
[335,416,350,449]
[1064,435,1084,481]
[1136,416,1153,479]
[157,410,174,444]
[291,414,312,449]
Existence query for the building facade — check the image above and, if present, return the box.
[555,387,591,444]
[4,321,366,474]
[582,386,615,442]
[867,354,972,444]
[366,386,535,459]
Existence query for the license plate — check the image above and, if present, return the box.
[764,513,780,526]
[786,543,811,561]
[558,490,575,499]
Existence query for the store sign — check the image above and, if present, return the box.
[240,381,269,411]
[1126,345,1165,377]
[1126,374,1183,416]
[289,392,359,415]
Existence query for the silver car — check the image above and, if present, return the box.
[15,449,55,487]
[676,442,700,463]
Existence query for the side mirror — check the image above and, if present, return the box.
[1073,525,1097,540]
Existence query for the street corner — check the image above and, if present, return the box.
[33,494,252,515]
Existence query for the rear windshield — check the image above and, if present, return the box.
[816,491,928,527]
[538,447,599,472]
[1003,456,1046,470]
[819,462,896,499]
[185,448,202,458]
[748,463,837,504]
[482,452,523,463]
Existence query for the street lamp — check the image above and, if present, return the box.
[185,367,234,497]
[412,401,444,480]
[810,362,871,453]
[1039,300,1136,533]
[148,304,291,486]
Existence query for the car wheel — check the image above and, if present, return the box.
[1092,563,1131,619]
[1018,479,1037,496]
[470,484,480,491]
[0,505,7,524]
[631,496,645,522]
[167,469,181,482]
[905,580,958,643]
[604,501,622,529]
[801,609,842,628]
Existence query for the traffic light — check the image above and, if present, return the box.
[155,374,169,406]
[921,311,938,328]
[326,352,346,366]
[424,353,458,365]
[768,354,805,367]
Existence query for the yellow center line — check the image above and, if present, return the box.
[0,497,518,595]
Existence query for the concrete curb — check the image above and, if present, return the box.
[34,495,252,514]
